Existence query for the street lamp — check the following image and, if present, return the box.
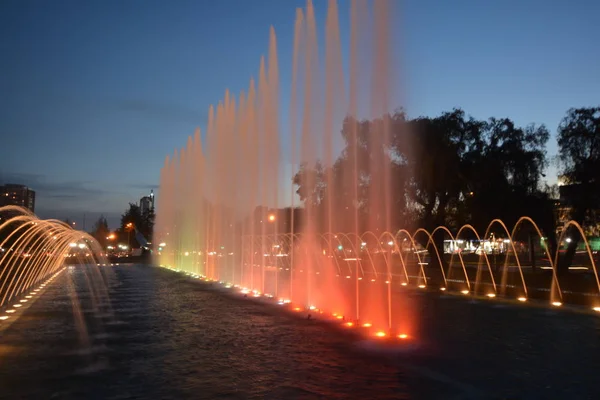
[126,223,134,249]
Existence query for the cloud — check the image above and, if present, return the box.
[33,208,123,230]
[0,172,108,197]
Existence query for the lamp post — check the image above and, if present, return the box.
[126,223,133,250]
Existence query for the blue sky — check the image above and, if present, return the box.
[0,0,598,229]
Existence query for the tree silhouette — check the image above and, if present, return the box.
[118,203,155,246]
[557,107,600,272]
[91,215,110,249]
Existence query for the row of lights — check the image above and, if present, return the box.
[161,265,410,341]
[0,268,65,322]
[161,265,600,320]
[456,287,600,312]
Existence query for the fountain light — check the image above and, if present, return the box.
[401,282,407,286]
[418,284,425,289]
[293,307,302,312]
[13,304,22,308]
[461,290,469,295]
[375,331,386,338]
[362,323,372,328]
[309,305,316,310]
[25,295,32,299]
[552,301,562,307]
[0,316,8,321]
[486,293,496,298]
[440,287,446,291]
[336,315,343,320]
[398,334,409,339]
[19,299,27,303]
[5,309,15,313]
[345,322,354,327]
[517,297,527,302]
[593,307,600,312]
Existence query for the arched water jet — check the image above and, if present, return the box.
[393,229,427,286]
[412,228,447,288]
[556,221,600,303]
[456,224,497,295]
[362,231,391,280]
[512,216,560,302]
[431,226,471,291]
[484,219,527,298]
[0,205,110,344]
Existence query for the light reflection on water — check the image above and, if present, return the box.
[0,265,599,399]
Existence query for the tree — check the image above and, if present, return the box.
[557,107,600,272]
[90,215,110,249]
[118,203,155,247]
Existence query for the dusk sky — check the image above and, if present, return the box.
[1,0,598,229]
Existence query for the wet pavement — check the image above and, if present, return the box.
[0,264,599,399]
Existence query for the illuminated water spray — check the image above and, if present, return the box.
[154,0,600,340]
[0,205,112,345]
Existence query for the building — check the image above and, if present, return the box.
[0,184,36,212]
[140,190,155,214]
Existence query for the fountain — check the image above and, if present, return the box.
[154,0,600,342]
[0,205,112,343]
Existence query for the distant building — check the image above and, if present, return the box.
[0,184,36,212]
[140,190,155,214]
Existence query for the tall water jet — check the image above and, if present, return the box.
[155,0,418,339]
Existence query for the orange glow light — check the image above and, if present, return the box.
[398,334,408,339]
[375,331,386,337]
[345,322,354,327]
[362,323,372,328]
